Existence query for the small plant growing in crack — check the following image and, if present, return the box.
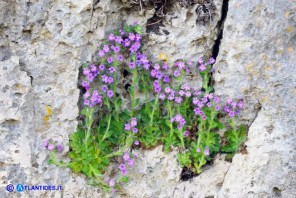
[45,23,247,192]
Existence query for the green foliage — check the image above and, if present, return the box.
[222,121,247,153]
[46,23,248,192]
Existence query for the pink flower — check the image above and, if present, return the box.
[48,144,55,151]
[123,153,130,161]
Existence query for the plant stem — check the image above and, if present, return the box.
[131,69,137,117]
[150,93,159,124]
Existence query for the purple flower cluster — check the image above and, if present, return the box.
[193,93,221,120]
[103,30,142,59]
[196,146,210,156]
[173,61,191,77]
[150,62,171,84]
[197,57,215,72]
[159,83,194,104]
[223,97,244,117]
[104,177,116,191]
[124,117,138,133]
[171,114,186,130]
[118,152,138,175]
[43,140,63,153]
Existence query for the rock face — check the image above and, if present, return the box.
[0,0,295,198]
[213,0,296,197]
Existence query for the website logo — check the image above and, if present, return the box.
[6,184,14,192]
[16,184,24,192]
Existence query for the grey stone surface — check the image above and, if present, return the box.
[0,0,295,197]
[213,0,296,197]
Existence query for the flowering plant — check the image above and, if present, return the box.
[46,24,247,192]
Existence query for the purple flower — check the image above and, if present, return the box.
[178,90,184,96]
[154,64,160,70]
[199,64,206,71]
[109,67,115,73]
[128,159,135,167]
[107,57,114,64]
[194,90,202,96]
[119,163,126,170]
[132,128,138,133]
[83,92,90,100]
[82,81,89,88]
[159,93,166,100]
[163,75,170,83]
[124,123,131,131]
[231,101,237,108]
[121,169,127,175]
[109,180,115,187]
[129,62,136,69]
[207,102,212,107]
[162,63,168,70]
[175,97,182,104]
[103,44,109,53]
[155,71,163,80]
[214,96,220,104]
[120,29,126,35]
[192,97,199,105]
[208,57,215,64]
[129,32,135,41]
[238,101,244,109]
[108,33,115,41]
[115,36,123,44]
[215,106,220,111]
[84,100,90,106]
[117,54,124,62]
[154,86,161,93]
[135,34,142,41]
[183,131,190,137]
[131,118,137,127]
[87,74,94,83]
[196,148,201,153]
[224,106,230,112]
[130,42,141,53]
[229,111,235,117]
[168,93,175,100]
[107,76,114,84]
[150,69,157,77]
[202,115,207,120]
[143,64,150,70]
[107,90,114,98]
[174,70,180,77]
[101,85,108,93]
[98,50,105,57]
[134,140,140,145]
[204,147,210,156]
[90,64,98,73]
[181,84,191,91]
[194,108,203,115]
[226,98,233,104]
[48,144,55,151]
[57,145,63,153]
[124,39,131,47]
[91,90,102,105]
[83,68,91,76]
[99,64,105,71]
[123,153,130,161]
[165,87,171,94]
[185,91,191,98]
[112,46,120,53]
[198,57,203,64]
[43,140,49,148]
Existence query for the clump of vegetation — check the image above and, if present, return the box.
[46,24,246,192]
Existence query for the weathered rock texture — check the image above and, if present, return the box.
[0,0,295,197]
